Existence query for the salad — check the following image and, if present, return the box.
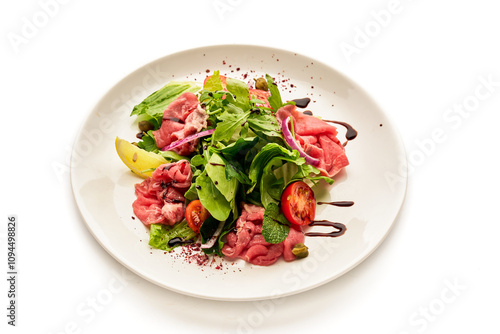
[115,71,350,266]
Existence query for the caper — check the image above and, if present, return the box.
[292,243,309,259]
[253,77,268,91]
[138,120,154,132]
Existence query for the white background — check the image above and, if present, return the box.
[2,0,499,333]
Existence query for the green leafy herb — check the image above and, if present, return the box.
[212,109,251,143]
[131,81,201,124]
[248,143,303,188]
[196,171,231,221]
[266,74,284,111]
[137,130,158,152]
[262,203,290,244]
[247,112,283,139]
[203,70,223,91]
[206,153,239,202]
[226,77,250,111]
[148,221,197,252]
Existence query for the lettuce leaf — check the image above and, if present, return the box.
[226,77,250,111]
[148,221,197,252]
[196,171,231,221]
[131,81,201,123]
[203,70,223,91]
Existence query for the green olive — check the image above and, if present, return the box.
[253,77,269,91]
[292,243,309,259]
[138,120,154,132]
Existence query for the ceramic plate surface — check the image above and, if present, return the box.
[71,45,407,301]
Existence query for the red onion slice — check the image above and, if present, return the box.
[281,116,320,166]
[200,220,225,249]
[161,129,215,151]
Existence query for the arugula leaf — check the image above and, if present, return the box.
[216,137,259,159]
[262,203,290,244]
[247,112,283,139]
[199,216,220,244]
[131,81,201,120]
[196,171,231,221]
[137,130,158,152]
[266,74,284,111]
[217,154,252,184]
[148,221,197,252]
[158,150,185,162]
[212,109,251,143]
[293,164,335,186]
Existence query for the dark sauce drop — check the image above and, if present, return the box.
[323,120,358,141]
[303,110,313,116]
[317,201,354,207]
[292,98,311,108]
[167,237,194,248]
[305,220,347,237]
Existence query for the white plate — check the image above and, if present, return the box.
[71,45,407,301]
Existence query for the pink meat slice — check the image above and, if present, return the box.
[275,104,349,177]
[282,227,305,261]
[222,203,305,266]
[152,92,208,155]
[132,160,193,226]
[244,244,284,266]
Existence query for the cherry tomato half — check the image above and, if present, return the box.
[280,181,316,226]
[185,200,211,233]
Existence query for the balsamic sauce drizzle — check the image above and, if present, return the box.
[167,237,194,248]
[293,97,358,146]
[305,221,347,238]
[291,97,311,108]
[317,201,354,207]
[323,120,358,145]
[305,201,354,237]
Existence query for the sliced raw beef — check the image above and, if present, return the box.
[153,92,208,155]
[222,203,304,266]
[275,104,349,177]
[132,160,193,226]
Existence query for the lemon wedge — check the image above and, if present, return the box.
[115,137,167,178]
